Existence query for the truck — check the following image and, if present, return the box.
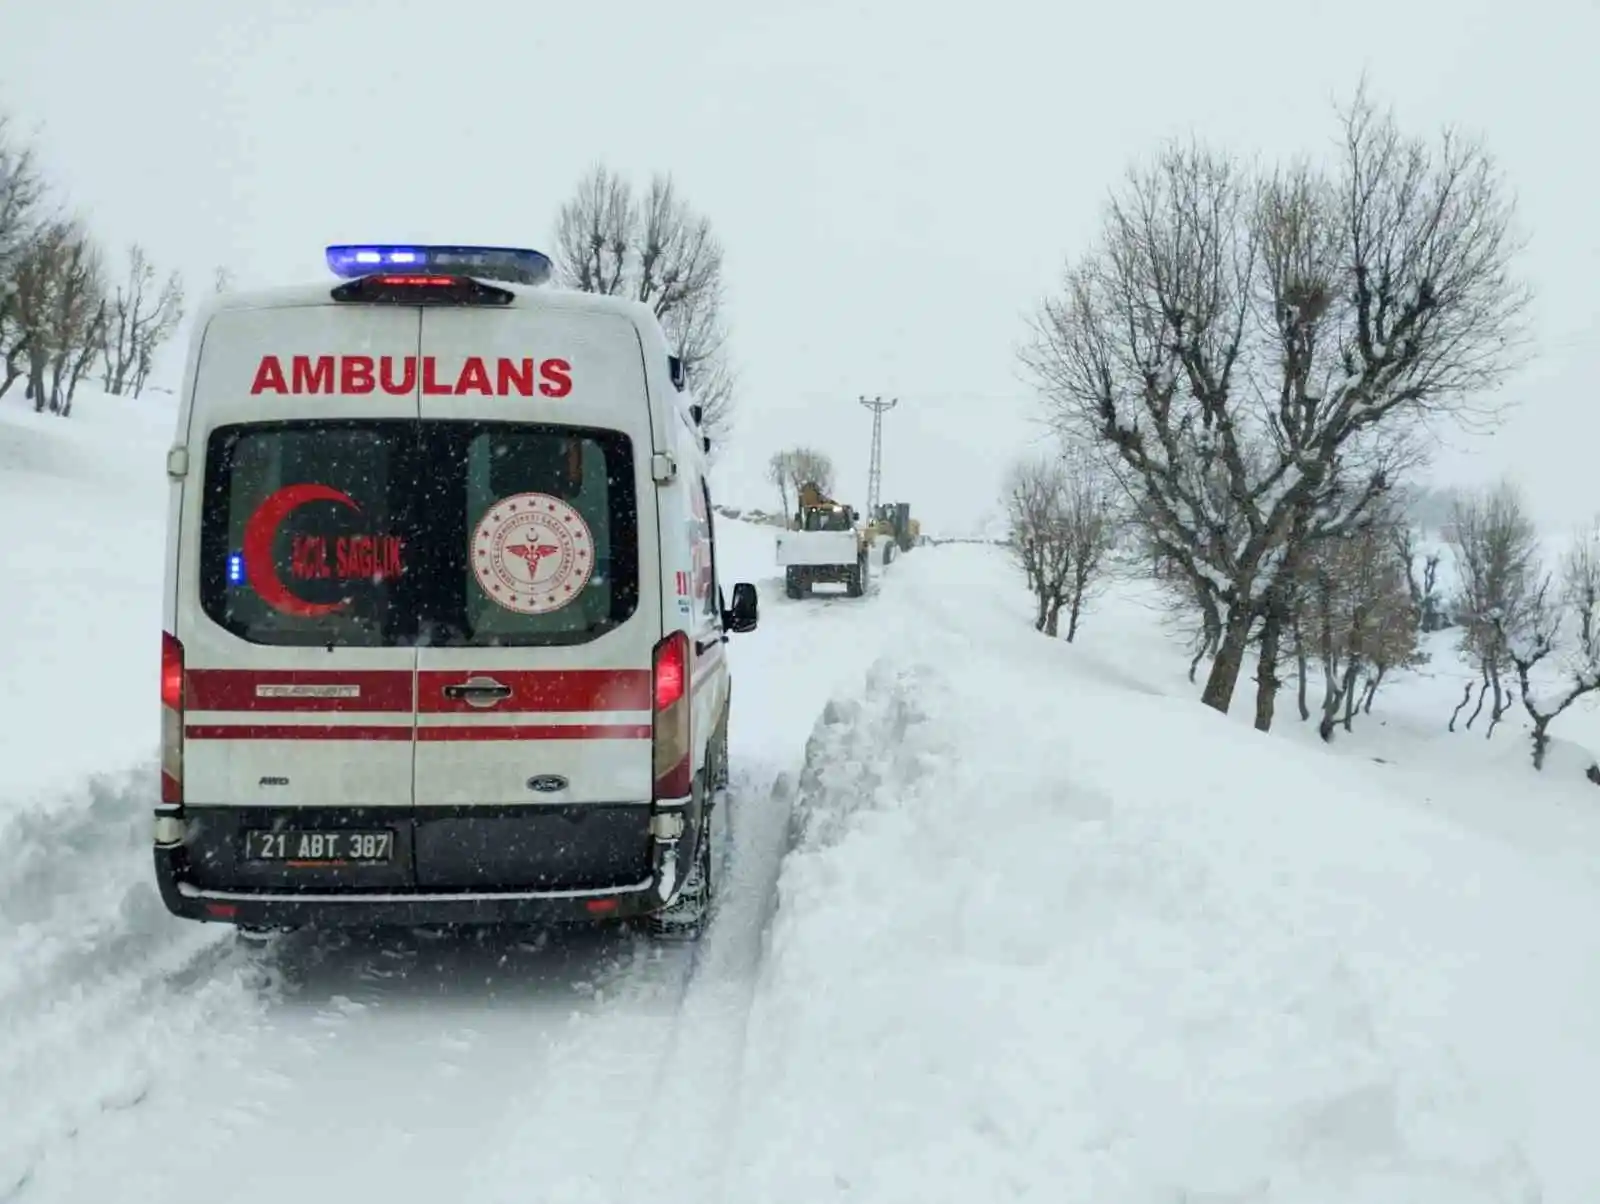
[872,502,921,554]
[776,482,873,599]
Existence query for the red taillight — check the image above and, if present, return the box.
[652,631,692,800]
[161,632,184,805]
[161,631,184,711]
[654,632,687,711]
[585,898,619,915]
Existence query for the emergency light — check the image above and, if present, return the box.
[324,244,553,286]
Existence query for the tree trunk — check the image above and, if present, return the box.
[1293,616,1310,722]
[1065,592,1083,643]
[1201,604,1253,714]
[1043,597,1062,638]
[1464,673,1489,730]
[1253,606,1284,733]
[1531,718,1552,771]
[1340,661,1361,732]
[1362,666,1386,714]
[1317,651,1344,743]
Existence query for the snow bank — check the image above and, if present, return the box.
[0,391,176,803]
[0,394,269,1195]
[0,765,265,1197]
[728,546,1600,1203]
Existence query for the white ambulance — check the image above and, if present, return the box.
[152,244,759,940]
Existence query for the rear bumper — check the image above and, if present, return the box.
[153,800,694,929]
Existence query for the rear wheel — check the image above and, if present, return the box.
[648,724,729,942]
[648,818,712,941]
[847,555,867,598]
[785,566,806,599]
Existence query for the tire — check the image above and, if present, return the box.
[785,566,805,600]
[648,724,728,942]
[648,821,712,942]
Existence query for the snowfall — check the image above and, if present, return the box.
[5,391,1600,1204]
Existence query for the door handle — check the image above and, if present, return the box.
[443,677,513,707]
[695,636,725,655]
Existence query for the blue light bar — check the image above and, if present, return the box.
[227,552,246,585]
[325,244,553,286]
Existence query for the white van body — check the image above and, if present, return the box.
[152,252,759,938]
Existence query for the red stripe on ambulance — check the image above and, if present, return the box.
[183,668,650,715]
[184,723,648,742]
[249,354,572,398]
[186,668,415,712]
[416,669,651,714]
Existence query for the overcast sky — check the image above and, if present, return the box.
[4,0,1595,535]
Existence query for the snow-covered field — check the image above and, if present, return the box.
[5,393,1600,1202]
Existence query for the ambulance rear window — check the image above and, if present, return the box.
[199,420,638,647]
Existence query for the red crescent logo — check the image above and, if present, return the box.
[242,483,362,617]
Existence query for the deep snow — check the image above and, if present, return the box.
[729,545,1600,1202]
[5,392,1600,1202]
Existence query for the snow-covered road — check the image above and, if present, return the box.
[1,488,894,1203]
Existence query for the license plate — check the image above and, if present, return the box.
[245,829,396,865]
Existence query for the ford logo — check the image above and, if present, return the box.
[526,775,569,794]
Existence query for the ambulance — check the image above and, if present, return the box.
[152,244,759,940]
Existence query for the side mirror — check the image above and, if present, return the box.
[668,356,687,391]
[724,582,759,634]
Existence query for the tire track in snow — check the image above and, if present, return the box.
[445,766,790,1204]
[609,764,796,1204]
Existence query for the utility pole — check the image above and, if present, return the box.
[859,394,898,519]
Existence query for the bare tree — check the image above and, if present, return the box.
[10,219,107,415]
[1391,522,1450,632]
[1003,448,1118,640]
[1023,85,1528,727]
[101,244,185,397]
[769,447,835,518]
[212,265,236,295]
[767,450,792,516]
[1445,482,1542,734]
[1492,522,1600,771]
[1291,519,1422,739]
[1005,454,1074,636]
[0,115,47,400]
[1056,445,1119,641]
[552,164,736,450]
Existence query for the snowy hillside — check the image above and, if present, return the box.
[5,397,1600,1202]
[0,392,176,803]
